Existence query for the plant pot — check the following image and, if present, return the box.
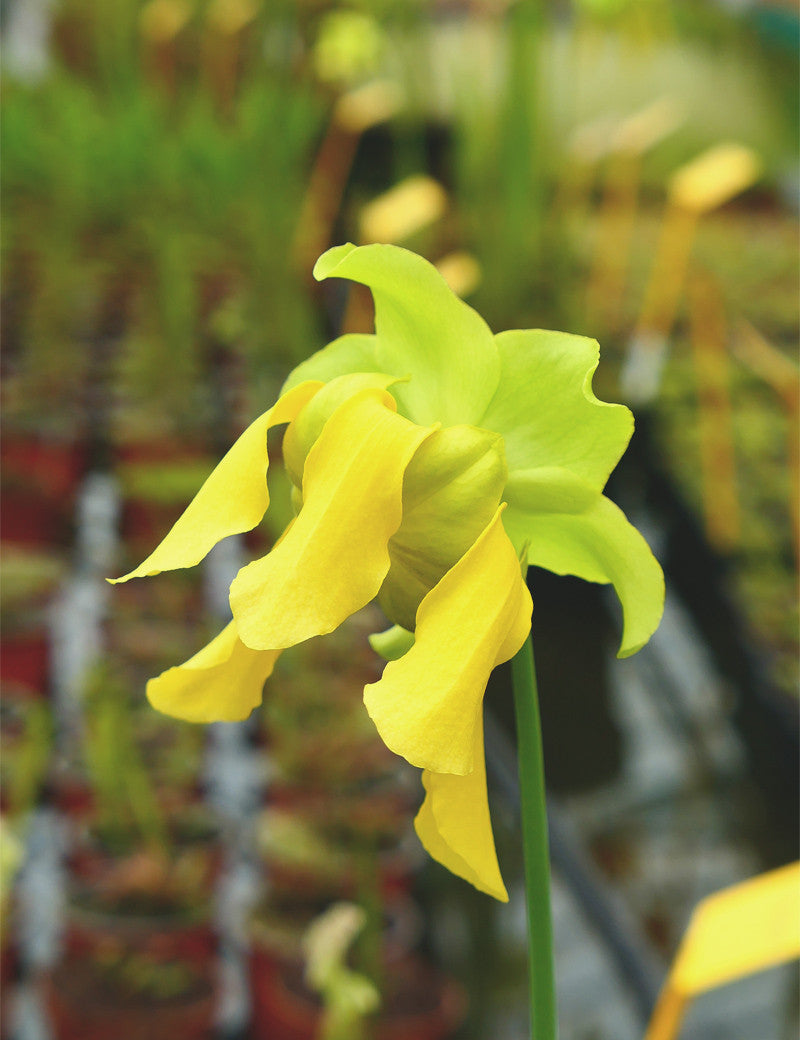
[64,810,223,972]
[1,435,86,502]
[248,954,466,1040]
[63,896,217,970]
[0,630,50,695]
[1,436,85,549]
[0,492,68,547]
[44,953,216,1040]
[67,810,223,908]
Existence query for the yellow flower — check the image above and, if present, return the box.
[111,244,664,901]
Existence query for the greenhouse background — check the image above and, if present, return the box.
[1,1,798,1038]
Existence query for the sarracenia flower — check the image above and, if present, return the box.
[111,243,664,901]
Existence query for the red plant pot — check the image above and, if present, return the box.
[67,816,223,907]
[51,772,95,820]
[0,492,68,548]
[1,436,86,549]
[248,954,466,1040]
[44,957,217,1040]
[0,631,50,695]
[1,436,86,501]
[63,901,217,969]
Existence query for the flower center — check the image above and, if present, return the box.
[379,424,507,631]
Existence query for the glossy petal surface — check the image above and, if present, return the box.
[364,506,531,774]
[230,388,434,650]
[110,382,322,583]
[415,712,508,902]
[147,620,279,722]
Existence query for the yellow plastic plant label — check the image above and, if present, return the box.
[647,862,800,1040]
[668,143,762,213]
[359,176,447,244]
[672,861,800,996]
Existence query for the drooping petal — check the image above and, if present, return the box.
[415,712,508,902]
[147,620,279,723]
[314,243,500,427]
[363,506,532,775]
[281,333,382,393]
[503,481,664,658]
[110,382,323,583]
[230,387,435,651]
[480,329,633,490]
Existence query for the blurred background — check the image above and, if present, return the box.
[1,1,798,1038]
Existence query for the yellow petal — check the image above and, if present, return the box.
[415,712,508,901]
[109,381,323,583]
[363,505,532,775]
[230,387,435,650]
[146,619,279,722]
[282,371,401,488]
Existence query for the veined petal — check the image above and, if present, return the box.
[480,329,633,490]
[230,388,435,650]
[364,506,532,775]
[147,620,279,723]
[110,382,323,583]
[503,490,664,658]
[314,243,500,427]
[415,712,508,901]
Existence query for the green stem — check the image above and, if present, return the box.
[510,631,558,1040]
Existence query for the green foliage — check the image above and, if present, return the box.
[81,660,169,854]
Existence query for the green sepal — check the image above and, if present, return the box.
[503,485,665,659]
[369,625,415,661]
[314,243,500,427]
[282,333,381,394]
[480,329,633,490]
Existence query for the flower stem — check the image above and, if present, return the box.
[511,631,558,1040]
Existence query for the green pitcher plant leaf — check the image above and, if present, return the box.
[110,243,665,900]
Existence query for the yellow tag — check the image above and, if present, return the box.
[671,861,800,996]
[435,252,481,299]
[334,80,402,134]
[359,176,447,244]
[206,0,257,35]
[669,143,762,213]
[613,98,683,155]
[140,0,191,43]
